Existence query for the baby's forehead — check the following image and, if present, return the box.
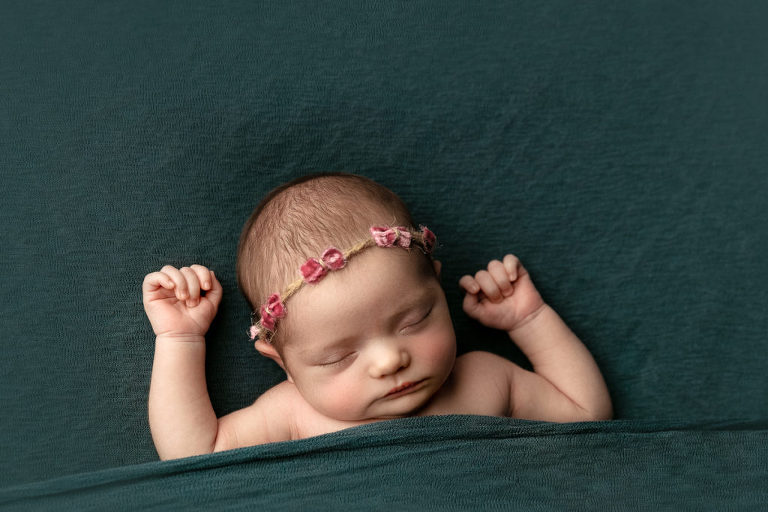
[314,246,435,291]
[285,249,437,325]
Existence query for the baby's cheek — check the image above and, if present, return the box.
[420,328,456,368]
[312,377,366,420]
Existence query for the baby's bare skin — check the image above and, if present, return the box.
[144,250,612,460]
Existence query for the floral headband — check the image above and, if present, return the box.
[249,225,436,343]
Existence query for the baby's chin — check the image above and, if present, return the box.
[342,392,438,422]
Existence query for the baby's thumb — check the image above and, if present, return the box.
[462,291,482,319]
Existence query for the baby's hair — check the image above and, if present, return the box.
[237,172,418,343]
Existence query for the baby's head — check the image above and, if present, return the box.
[237,173,456,420]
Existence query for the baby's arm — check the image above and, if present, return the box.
[459,255,612,422]
[143,265,292,460]
[143,265,222,459]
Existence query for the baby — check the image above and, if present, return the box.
[143,173,612,460]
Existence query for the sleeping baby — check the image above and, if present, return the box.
[143,172,612,460]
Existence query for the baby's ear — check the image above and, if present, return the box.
[432,259,442,278]
[255,339,291,380]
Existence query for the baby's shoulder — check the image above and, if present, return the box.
[253,379,302,413]
[454,350,517,380]
[455,349,511,366]
[425,351,515,417]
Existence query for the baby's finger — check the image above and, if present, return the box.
[458,275,480,295]
[475,270,503,303]
[180,267,201,307]
[205,270,224,309]
[142,272,175,293]
[488,260,513,297]
[189,265,213,291]
[161,265,189,302]
[503,254,520,281]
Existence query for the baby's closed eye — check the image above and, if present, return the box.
[318,352,357,368]
[399,306,433,335]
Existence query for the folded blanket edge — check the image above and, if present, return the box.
[2,415,767,502]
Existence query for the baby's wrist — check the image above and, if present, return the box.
[506,303,549,337]
[155,333,206,344]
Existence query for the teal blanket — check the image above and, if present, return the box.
[3,418,767,510]
[1,1,767,509]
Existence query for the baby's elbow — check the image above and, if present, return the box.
[585,402,613,422]
[157,452,179,462]
[591,409,613,421]
[569,397,612,422]
[154,431,218,461]
[157,443,216,461]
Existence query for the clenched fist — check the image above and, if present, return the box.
[142,265,223,338]
[458,255,545,333]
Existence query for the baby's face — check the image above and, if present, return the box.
[279,248,456,421]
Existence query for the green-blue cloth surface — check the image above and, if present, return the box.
[2,417,767,511]
[1,0,766,508]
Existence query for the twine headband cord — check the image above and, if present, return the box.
[249,225,436,343]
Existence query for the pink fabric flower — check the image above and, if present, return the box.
[249,324,261,340]
[260,305,276,330]
[300,257,327,283]
[371,226,395,246]
[397,229,412,248]
[260,293,285,330]
[420,226,436,253]
[265,293,285,318]
[370,226,411,248]
[321,247,346,270]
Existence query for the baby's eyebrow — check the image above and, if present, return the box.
[388,290,435,323]
[295,333,354,360]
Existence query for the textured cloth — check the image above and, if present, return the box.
[1,0,767,507]
[2,417,767,511]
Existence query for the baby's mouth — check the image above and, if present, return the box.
[385,379,426,398]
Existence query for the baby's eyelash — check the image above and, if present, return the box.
[320,353,354,367]
[399,307,433,334]
[410,306,433,325]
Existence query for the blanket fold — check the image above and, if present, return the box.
[3,416,767,511]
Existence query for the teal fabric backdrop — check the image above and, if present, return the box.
[1,0,767,508]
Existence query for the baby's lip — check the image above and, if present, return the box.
[386,379,426,397]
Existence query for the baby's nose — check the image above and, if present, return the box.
[369,342,410,378]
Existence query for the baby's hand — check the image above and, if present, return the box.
[459,255,545,333]
[142,265,223,338]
